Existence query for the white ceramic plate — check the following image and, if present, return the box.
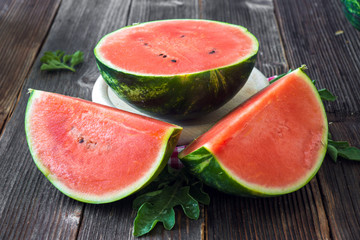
[92,68,268,145]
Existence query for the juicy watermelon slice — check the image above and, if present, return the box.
[178,67,328,196]
[25,90,182,203]
[94,19,259,120]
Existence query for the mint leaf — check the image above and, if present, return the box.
[132,167,209,237]
[327,139,360,162]
[40,50,83,72]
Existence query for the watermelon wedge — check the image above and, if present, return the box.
[178,67,328,197]
[25,90,182,203]
[94,19,258,120]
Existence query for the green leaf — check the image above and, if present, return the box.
[327,139,360,162]
[132,189,163,210]
[189,181,210,205]
[338,147,360,161]
[318,88,337,101]
[135,202,176,235]
[132,167,209,237]
[328,139,350,148]
[40,50,84,72]
[70,50,84,68]
[133,184,199,237]
[63,54,72,64]
[327,144,338,163]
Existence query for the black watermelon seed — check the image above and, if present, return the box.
[180,35,185,38]
[171,59,177,63]
[163,55,167,58]
[159,53,163,56]
[78,137,84,143]
[209,50,216,54]
[144,43,148,46]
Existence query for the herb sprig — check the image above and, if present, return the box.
[132,166,210,237]
[40,50,84,72]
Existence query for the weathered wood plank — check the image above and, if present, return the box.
[273,0,360,116]
[1,0,359,239]
[0,0,60,134]
[317,119,360,239]
[128,0,200,23]
[206,181,330,239]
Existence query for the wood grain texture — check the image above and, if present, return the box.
[318,120,360,239]
[0,0,359,239]
[273,0,360,116]
[206,183,330,239]
[128,0,200,23]
[0,0,60,134]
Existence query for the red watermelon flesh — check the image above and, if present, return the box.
[96,19,258,75]
[179,68,328,196]
[25,90,182,203]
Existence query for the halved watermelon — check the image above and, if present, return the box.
[178,67,328,196]
[25,90,182,203]
[94,19,258,120]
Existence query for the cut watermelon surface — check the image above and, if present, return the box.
[179,67,328,196]
[95,19,258,75]
[94,19,259,119]
[25,90,182,203]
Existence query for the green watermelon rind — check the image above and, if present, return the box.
[94,19,259,120]
[179,68,328,197]
[24,89,182,204]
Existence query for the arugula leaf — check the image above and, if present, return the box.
[327,139,360,162]
[133,185,199,236]
[189,181,210,205]
[40,50,84,72]
[132,167,209,237]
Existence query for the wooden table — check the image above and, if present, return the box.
[1,0,359,239]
